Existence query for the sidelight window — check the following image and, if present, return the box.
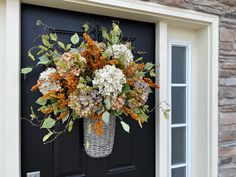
[169,42,191,177]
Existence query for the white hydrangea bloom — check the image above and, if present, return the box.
[92,65,126,97]
[106,44,133,67]
[38,68,61,95]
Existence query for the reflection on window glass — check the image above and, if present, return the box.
[172,46,186,83]
[171,87,186,124]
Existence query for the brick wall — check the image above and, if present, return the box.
[141,0,236,176]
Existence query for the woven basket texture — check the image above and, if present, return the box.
[83,116,116,158]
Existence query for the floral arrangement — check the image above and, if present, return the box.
[21,21,167,144]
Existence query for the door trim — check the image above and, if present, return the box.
[1,0,219,177]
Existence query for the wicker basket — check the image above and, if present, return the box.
[83,116,116,158]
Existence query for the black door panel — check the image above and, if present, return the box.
[21,4,156,177]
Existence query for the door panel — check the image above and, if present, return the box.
[21,4,156,177]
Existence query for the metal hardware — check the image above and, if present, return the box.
[26,171,40,177]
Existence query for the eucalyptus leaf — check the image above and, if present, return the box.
[104,96,111,110]
[66,44,72,51]
[42,36,51,47]
[138,119,143,128]
[58,41,65,50]
[36,97,47,106]
[50,33,57,41]
[102,111,110,125]
[150,69,155,77]
[77,83,86,89]
[41,117,56,129]
[62,110,70,124]
[71,33,79,45]
[21,67,32,75]
[28,51,35,61]
[164,110,169,119]
[144,62,154,70]
[30,107,37,120]
[101,27,110,41]
[37,55,50,65]
[135,57,143,62]
[120,121,130,133]
[83,24,89,32]
[43,131,53,142]
[68,121,73,132]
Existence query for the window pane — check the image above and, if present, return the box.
[172,127,186,165]
[172,167,186,177]
[172,46,186,83]
[171,87,186,124]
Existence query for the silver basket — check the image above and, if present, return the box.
[83,116,116,158]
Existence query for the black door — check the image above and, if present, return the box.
[21,4,156,177]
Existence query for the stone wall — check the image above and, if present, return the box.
[141,0,236,176]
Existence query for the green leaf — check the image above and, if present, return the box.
[62,110,70,124]
[79,76,86,84]
[71,33,80,45]
[138,119,143,128]
[150,69,155,77]
[135,57,143,62]
[41,116,56,129]
[42,35,51,47]
[101,27,110,41]
[97,106,105,115]
[36,97,47,106]
[83,24,89,32]
[21,67,32,75]
[67,121,73,132]
[28,51,35,61]
[43,131,53,142]
[58,41,65,50]
[120,121,130,133]
[104,96,111,110]
[102,111,110,125]
[66,44,72,51]
[112,23,121,36]
[39,45,48,51]
[77,83,86,89]
[37,55,50,65]
[30,107,37,120]
[144,62,154,70]
[50,33,57,41]
[164,110,169,119]
[122,84,131,94]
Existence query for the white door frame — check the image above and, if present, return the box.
[1,0,219,177]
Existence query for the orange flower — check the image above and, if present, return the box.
[143,77,160,89]
[93,120,104,136]
[42,90,57,99]
[40,106,54,114]
[57,110,68,120]
[124,106,141,122]
[123,62,135,77]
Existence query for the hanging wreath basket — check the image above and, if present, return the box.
[84,116,116,158]
[21,20,166,158]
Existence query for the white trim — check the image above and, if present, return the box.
[2,1,219,177]
[168,41,192,177]
[0,1,6,177]
[156,21,169,177]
